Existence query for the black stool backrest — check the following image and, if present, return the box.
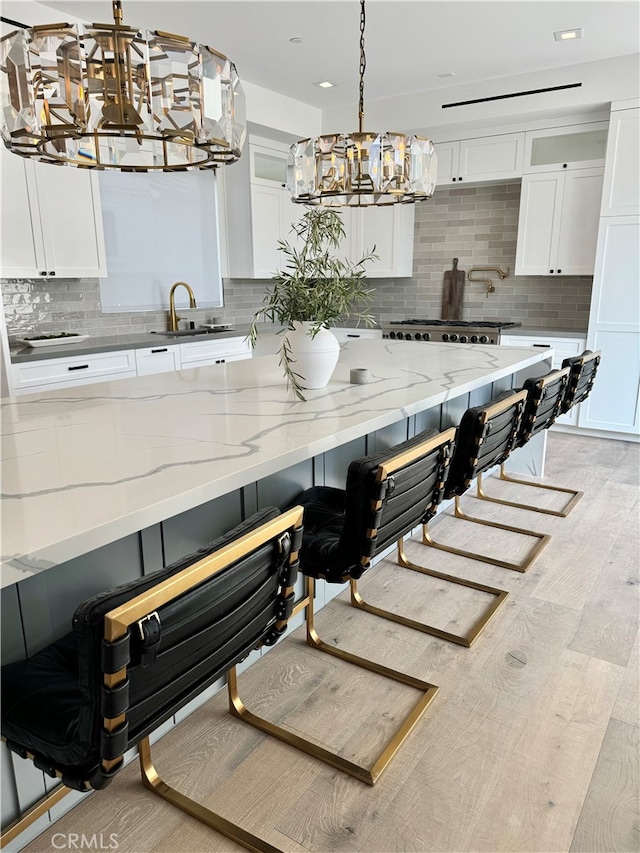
[1,506,303,792]
[561,349,601,413]
[517,367,571,446]
[445,389,528,497]
[339,428,456,578]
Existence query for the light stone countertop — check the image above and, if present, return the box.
[0,339,550,588]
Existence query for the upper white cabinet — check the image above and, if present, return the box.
[222,135,414,278]
[1,150,107,279]
[514,167,604,276]
[599,108,640,216]
[523,122,608,174]
[436,133,524,185]
[344,204,415,278]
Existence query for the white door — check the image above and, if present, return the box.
[555,168,604,275]
[580,215,640,434]
[600,108,640,216]
[515,172,564,276]
[433,141,459,184]
[36,162,107,277]
[0,151,46,277]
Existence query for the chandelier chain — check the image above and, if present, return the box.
[358,0,366,131]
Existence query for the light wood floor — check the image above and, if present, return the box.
[23,432,640,853]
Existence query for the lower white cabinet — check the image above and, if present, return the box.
[135,345,181,376]
[179,336,252,368]
[500,334,586,426]
[12,336,253,394]
[331,327,383,343]
[13,350,136,394]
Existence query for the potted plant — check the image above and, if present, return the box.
[249,208,377,399]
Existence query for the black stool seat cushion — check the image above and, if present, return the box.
[2,507,285,789]
[297,429,448,583]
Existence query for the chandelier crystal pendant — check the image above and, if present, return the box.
[288,0,437,206]
[0,0,246,170]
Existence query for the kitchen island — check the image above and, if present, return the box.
[1,339,550,587]
[1,337,551,841]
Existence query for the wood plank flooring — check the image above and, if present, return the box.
[21,432,640,853]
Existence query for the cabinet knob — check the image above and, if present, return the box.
[40,271,47,276]
[49,271,56,276]
[557,269,562,274]
[550,269,554,274]
[562,163,568,168]
[452,177,457,182]
[458,176,463,181]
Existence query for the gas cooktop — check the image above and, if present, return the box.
[389,319,521,329]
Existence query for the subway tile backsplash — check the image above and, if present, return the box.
[2,181,591,340]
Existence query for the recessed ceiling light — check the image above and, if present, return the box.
[437,72,456,79]
[554,28,583,41]
[316,81,336,89]
[289,37,303,44]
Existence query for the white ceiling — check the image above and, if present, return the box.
[29,0,640,112]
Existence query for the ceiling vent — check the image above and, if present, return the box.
[442,83,582,109]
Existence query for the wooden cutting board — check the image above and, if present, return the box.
[441,258,465,320]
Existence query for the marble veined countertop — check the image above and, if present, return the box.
[0,339,550,588]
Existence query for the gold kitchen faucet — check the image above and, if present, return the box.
[168,281,197,331]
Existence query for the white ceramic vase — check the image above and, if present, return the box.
[284,322,340,389]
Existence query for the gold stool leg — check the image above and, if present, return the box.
[0,782,72,847]
[348,538,508,648]
[423,495,551,573]
[473,464,583,517]
[229,577,439,785]
[138,736,282,853]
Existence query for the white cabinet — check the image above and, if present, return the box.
[523,122,608,174]
[580,215,640,435]
[599,108,640,216]
[331,327,382,343]
[436,133,524,185]
[179,336,252,368]
[1,150,107,279]
[514,168,604,276]
[13,350,136,394]
[344,205,415,277]
[501,334,586,426]
[221,135,413,278]
[135,345,181,376]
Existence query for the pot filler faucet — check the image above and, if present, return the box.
[168,281,197,331]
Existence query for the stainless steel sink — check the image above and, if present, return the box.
[150,328,234,337]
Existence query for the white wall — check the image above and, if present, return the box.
[322,53,640,139]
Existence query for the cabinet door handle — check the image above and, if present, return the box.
[49,271,56,276]
[40,271,47,276]
[347,334,360,338]
[458,176,463,181]
[151,348,168,354]
[533,344,551,348]
[452,177,457,182]
[68,364,89,371]
[557,269,562,274]
[550,269,554,274]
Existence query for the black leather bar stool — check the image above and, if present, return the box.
[423,390,551,573]
[474,366,584,517]
[1,507,303,853]
[560,349,602,414]
[294,426,508,651]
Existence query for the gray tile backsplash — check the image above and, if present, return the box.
[2,181,591,340]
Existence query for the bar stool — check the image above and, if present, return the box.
[423,390,551,573]
[474,366,584,517]
[1,507,303,853]
[268,428,508,784]
[560,349,602,414]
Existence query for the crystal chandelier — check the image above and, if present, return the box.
[288,0,437,206]
[0,1,246,171]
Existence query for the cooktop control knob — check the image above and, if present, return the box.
[470,334,479,343]
[442,333,450,341]
[404,333,413,340]
[479,335,489,344]
[459,335,468,343]
[450,333,459,342]
[424,332,431,341]
[415,332,422,340]
[389,331,396,338]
